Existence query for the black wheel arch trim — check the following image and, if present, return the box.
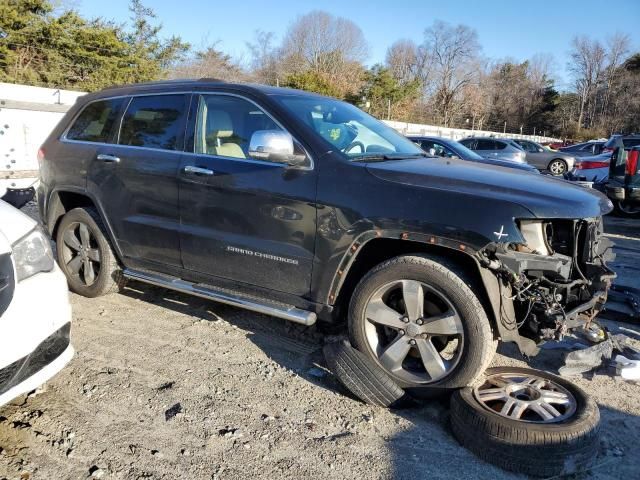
[46,186,124,261]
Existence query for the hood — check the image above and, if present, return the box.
[0,200,37,245]
[366,157,612,219]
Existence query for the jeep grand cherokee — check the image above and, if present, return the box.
[37,79,615,396]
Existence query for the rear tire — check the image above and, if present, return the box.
[548,159,568,176]
[56,207,123,297]
[613,200,640,218]
[348,254,496,398]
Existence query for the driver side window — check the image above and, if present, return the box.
[194,95,283,159]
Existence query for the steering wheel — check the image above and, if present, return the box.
[344,141,366,154]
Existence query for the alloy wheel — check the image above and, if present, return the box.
[363,279,464,384]
[473,371,577,423]
[548,160,567,175]
[60,222,101,286]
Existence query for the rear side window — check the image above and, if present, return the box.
[459,138,475,148]
[476,139,497,150]
[119,95,189,151]
[66,98,124,143]
[623,138,640,149]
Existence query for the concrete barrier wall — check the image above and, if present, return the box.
[382,120,560,144]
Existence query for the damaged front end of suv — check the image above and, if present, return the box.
[476,217,616,356]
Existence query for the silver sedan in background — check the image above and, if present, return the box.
[512,139,577,175]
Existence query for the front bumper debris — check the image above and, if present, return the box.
[478,217,616,354]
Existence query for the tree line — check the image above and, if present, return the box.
[2,1,638,139]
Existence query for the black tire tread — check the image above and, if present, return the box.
[323,341,407,408]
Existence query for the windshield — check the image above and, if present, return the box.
[273,95,424,159]
[451,141,484,161]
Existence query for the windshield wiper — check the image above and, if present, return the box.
[350,152,428,162]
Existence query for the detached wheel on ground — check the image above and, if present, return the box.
[348,254,496,399]
[56,207,123,297]
[548,159,568,176]
[450,367,600,477]
[613,200,640,218]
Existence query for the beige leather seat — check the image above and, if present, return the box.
[204,109,245,158]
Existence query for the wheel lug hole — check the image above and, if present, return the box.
[402,316,409,323]
[409,339,416,345]
[416,319,424,325]
[399,329,405,335]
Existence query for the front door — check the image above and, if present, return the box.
[87,93,190,267]
[178,93,317,296]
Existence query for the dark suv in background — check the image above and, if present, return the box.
[38,79,614,397]
[605,135,640,217]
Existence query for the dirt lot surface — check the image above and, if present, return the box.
[1,212,639,480]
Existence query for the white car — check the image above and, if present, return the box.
[0,197,73,408]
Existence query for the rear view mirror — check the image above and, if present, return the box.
[249,130,308,167]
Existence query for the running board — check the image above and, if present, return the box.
[122,269,317,326]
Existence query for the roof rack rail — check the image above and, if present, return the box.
[101,77,227,91]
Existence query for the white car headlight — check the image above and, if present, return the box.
[12,226,55,281]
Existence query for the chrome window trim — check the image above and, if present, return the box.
[60,90,314,171]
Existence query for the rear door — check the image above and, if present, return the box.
[178,93,317,296]
[86,93,189,267]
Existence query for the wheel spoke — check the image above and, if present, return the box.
[415,338,446,379]
[63,229,82,251]
[500,397,517,416]
[476,387,508,402]
[365,297,405,329]
[87,248,101,262]
[529,403,556,421]
[422,312,461,335]
[509,401,528,419]
[541,391,571,405]
[83,259,95,285]
[379,336,411,373]
[79,223,91,248]
[401,280,424,321]
[67,255,82,274]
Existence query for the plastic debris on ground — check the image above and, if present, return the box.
[559,333,640,381]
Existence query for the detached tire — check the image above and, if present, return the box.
[56,207,123,297]
[323,341,409,408]
[450,367,600,477]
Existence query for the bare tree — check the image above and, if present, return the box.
[279,10,368,97]
[169,42,247,82]
[601,33,630,121]
[246,30,281,85]
[421,21,481,127]
[568,36,606,131]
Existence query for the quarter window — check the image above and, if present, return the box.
[194,95,283,159]
[66,98,125,143]
[119,95,188,150]
[476,139,496,150]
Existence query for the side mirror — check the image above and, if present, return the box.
[249,130,308,167]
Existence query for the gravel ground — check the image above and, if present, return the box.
[0,210,638,480]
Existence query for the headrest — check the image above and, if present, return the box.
[207,109,233,138]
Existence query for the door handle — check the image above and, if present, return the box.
[96,154,120,163]
[184,165,215,176]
